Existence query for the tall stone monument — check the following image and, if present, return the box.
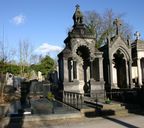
[58,5,104,96]
[100,18,133,90]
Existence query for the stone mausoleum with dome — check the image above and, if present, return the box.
[57,5,144,99]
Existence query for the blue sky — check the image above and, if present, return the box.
[0,0,144,59]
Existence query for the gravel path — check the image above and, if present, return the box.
[1,114,144,128]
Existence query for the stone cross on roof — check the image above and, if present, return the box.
[113,18,122,35]
[73,4,83,25]
[134,31,141,40]
[76,4,80,9]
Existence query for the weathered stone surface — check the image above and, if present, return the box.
[58,5,104,98]
[100,34,132,90]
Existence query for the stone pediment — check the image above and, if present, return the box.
[109,36,129,49]
[107,36,131,60]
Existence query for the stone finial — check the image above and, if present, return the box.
[134,31,141,40]
[113,18,122,35]
[73,5,83,25]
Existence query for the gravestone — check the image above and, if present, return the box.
[43,82,51,97]
[20,81,31,107]
[6,72,14,86]
[13,76,22,91]
[29,80,50,97]
[29,80,43,95]
[4,73,15,93]
[30,70,37,80]
[38,71,43,82]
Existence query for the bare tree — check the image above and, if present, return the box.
[0,40,16,64]
[84,11,102,41]
[19,40,32,76]
[0,41,6,63]
[84,9,133,47]
[103,9,132,39]
[0,39,6,102]
[0,30,10,102]
[30,54,43,64]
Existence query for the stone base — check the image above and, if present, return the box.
[89,79,105,100]
[90,79,104,92]
[63,80,80,93]
[130,83,136,88]
[63,79,105,95]
[111,84,119,89]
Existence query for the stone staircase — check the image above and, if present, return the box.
[82,98,143,117]
[100,102,128,116]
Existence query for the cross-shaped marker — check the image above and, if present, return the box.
[113,18,122,35]
[134,31,141,40]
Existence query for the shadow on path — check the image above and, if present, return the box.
[103,116,139,128]
[4,81,29,128]
[4,113,24,128]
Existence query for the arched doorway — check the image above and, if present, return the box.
[76,46,91,94]
[113,50,127,88]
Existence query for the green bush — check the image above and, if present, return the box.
[105,98,111,104]
[47,92,54,100]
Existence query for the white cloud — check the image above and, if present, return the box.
[34,43,63,55]
[11,14,26,25]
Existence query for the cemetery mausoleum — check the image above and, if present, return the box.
[58,5,104,96]
[58,5,144,99]
[100,19,133,91]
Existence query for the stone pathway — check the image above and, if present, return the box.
[1,114,144,128]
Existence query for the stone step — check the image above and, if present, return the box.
[84,99,144,116]
[102,103,124,110]
[115,109,129,116]
[80,103,129,117]
[101,103,129,116]
[122,103,141,109]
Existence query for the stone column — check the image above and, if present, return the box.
[64,59,68,82]
[70,60,73,81]
[77,63,80,80]
[73,60,77,79]
[112,63,118,88]
[125,60,129,86]
[137,58,142,86]
[128,60,133,88]
[83,64,87,83]
[68,59,73,82]
[99,57,104,81]
[141,60,144,82]
[83,64,88,94]
[109,59,113,88]
[90,60,94,79]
